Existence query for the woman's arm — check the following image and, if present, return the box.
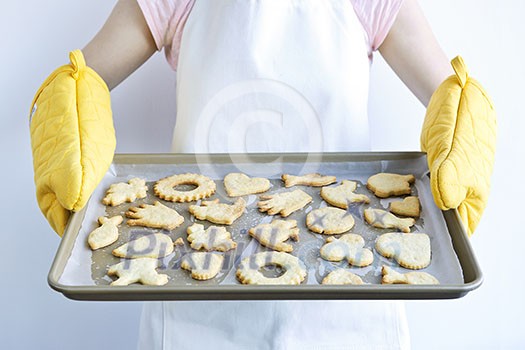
[82,0,157,90]
[379,0,454,107]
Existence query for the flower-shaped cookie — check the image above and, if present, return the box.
[236,252,306,285]
[154,173,216,202]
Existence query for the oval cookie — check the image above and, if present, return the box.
[306,207,355,234]
[321,269,365,285]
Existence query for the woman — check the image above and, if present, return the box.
[36,0,468,348]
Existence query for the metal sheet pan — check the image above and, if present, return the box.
[48,152,482,300]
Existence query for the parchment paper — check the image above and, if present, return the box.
[59,156,463,287]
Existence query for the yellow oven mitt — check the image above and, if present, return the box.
[421,56,496,236]
[29,50,116,236]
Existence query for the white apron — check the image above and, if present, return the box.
[140,0,410,349]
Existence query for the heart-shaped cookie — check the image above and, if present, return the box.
[389,196,420,217]
[224,173,271,197]
[375,232,431,269]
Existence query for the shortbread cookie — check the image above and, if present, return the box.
[320,180,370,209]
[181,252,224,280]
[174,237,185,246]
[186,223,237,252]
[154,173,216,202]
[376,232,431,269]
[306,207,355,234]
[389,196,420,217]
[224,173,271,197]
[381,266,439,285]
[249,220,300,252]
[88,216,123,250]
[321,269,365,285]
[364,208,415,233]
[108,258,169,286]
[257,189,312,217]
[112,233,174,259]
[282,173,336,187]
[126,201,184,230]
[236,252,306,285]
[189,198,246,225]
[320,234,373,267]
[366,173,415,198]
[102,178,148,206]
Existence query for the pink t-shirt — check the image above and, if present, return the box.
[137,0,404,71]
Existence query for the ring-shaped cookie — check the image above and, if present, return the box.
[154,173,216,202]
[236,252,306,285]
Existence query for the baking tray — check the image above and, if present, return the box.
[48,152,483,301]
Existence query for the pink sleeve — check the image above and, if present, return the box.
[137,0,195,71]
[350,0,404,53]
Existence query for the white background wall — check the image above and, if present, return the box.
[1,1,523,349]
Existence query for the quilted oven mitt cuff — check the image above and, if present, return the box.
[29,50,116,236]
[421,56,497,236]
